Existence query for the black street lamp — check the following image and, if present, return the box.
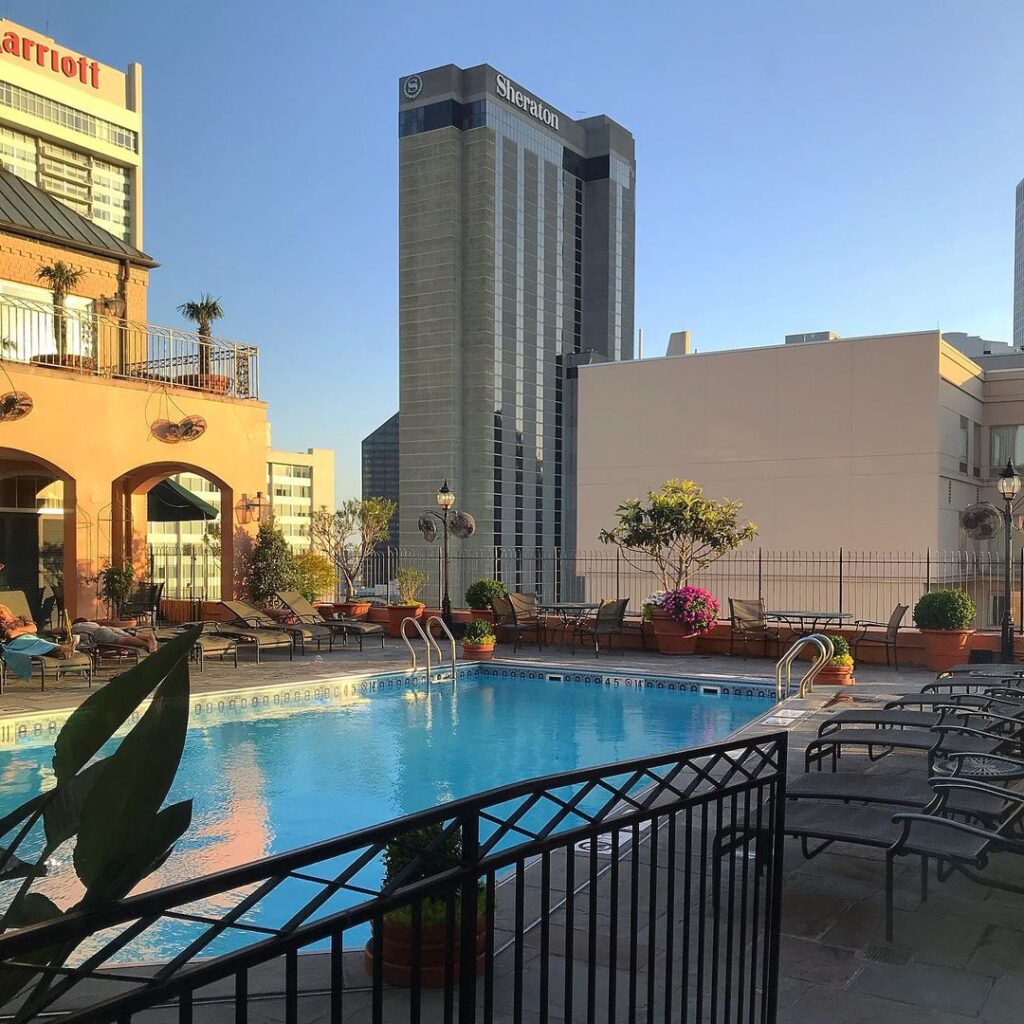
[418,480,476,628]
[998,459,1022,662]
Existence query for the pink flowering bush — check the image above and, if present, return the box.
[658,586,720,635]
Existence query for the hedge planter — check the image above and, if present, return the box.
[468,609,494,624]
[364,917,485,988]
[387,603,424,637]
[651,610,699,655]
[815,663,855,686]
[337,600,371,619]
[462,641,495,662]
[177,372,231,394]
[919,629,974,672]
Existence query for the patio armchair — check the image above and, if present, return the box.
[573,598,628,657]
[849,602,908,670]
[728,598,782,658]
[491,593,542,652]
[122,582,165,626]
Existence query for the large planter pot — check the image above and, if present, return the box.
[99,617,137,629]
[650,610,699,655]
[387,603,424,637]
[919,629,974,672]
[815,663,855,686]
[468,609,494,623]
[364,917,485,988]
[462,642,495,662]
[338,600,371,620]
[177,372,231,395]
[31,353,96,371]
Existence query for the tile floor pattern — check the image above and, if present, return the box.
[2,639,1021,1022]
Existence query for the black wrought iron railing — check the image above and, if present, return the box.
[0,732,787,1023]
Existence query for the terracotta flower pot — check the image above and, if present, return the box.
[651,609,699,655]
[364,917,485,988]
[462,642,495,661]
[31,353,96,371]
[177,372,231,394]
[99,618,137,628]
[468,609,494,623]
[338,600,371,620]
[919,629,974,672]
[387,603,424,637]
[815,663,855,686]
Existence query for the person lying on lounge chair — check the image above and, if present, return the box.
[71,618,157,653]
[0,602,75,679]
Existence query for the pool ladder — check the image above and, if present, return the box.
[775,634,834,700]
[400,615,457,683]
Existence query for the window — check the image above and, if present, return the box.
[959,416,969,474]
[973,422,982,478]
[990,425,1024,476]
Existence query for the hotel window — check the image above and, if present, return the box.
[0,278,94,360]
[0,125,37,183]
[959,416,969,474]
[973,422,982,478]
[990,425,1024,475]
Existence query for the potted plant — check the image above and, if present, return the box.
[816,633,855,685]
[600,479,756,655]
[241,522,300,605]
[177,294,231,393]
[645,586,720,655]
[364,823,485,987]
[97,563,136,625]
[465,578,505,622]
[387,567,428,636]
[311,498,396,618]
[462,618,497,661]
[914,589,976,672]
[36,261,90,368]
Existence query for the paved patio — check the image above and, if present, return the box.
[1,639,1020,1022]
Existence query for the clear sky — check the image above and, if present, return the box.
[7,1,1024,499]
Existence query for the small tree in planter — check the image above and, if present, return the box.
[914,589,976,672]
[600,479,756,654]
[293,549,338,604]
[177,293,225,389]
[97,562,135,623]
[817,633,855,686]
[311,498,396,616]
[462,618,497,661]
[37,261,84,364]
[465,578,506,621]
[388,567,429,636]
[242,521,300,605]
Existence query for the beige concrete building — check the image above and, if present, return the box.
[266,447,335,551]
[576,329,1024,553]
[0,18,142,246]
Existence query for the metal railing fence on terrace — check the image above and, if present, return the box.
[0,294,259,398]
[0,731,787,1024]
[148,543,221,605]
[354,547,1021,631]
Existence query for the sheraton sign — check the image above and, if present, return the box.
[495,73,560,131]
[0,27,100,88]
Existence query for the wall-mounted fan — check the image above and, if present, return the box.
[450,510,476,539]
[0,391,32,422]
[147,385,209,444]
[960,502,1002,541]
[417,513,438,543]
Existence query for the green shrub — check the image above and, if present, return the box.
[395,567,428,604]
[913,589,976,631]
[462,619,496,645]
[826,633,851,665]
[465,578,506,610]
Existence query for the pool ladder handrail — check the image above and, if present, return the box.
[775,634,834,700]
[400,616,457,683]
[425,616,458,682]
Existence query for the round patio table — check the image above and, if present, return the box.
[539,603,601,645]
[767,610,852,634]
[934,752,1024,782]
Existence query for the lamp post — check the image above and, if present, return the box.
[418,479,475,628]
[998,459,1021,662]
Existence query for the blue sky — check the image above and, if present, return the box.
[9,1,1024,497]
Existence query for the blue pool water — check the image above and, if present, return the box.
[0,664,773,961]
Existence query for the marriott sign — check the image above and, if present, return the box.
[495,73,560,131]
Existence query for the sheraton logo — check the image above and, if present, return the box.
[0,28,100,88]
[495,73,560,132]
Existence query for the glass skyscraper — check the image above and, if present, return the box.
[397,64,635,586]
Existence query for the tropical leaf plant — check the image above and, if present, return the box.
[36,262,84,361]
[0,626,200,1019]
[177,293,224,376]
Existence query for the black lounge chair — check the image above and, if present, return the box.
[220,600,335,655]
[275,592,385,651]
[728,597,783,658]
[154,623,239,671]
[849,602,908,669]
[0,590,93,690]
[573,598,628,656]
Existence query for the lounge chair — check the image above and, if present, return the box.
[219,600,335,655]
[154,623,239,671]
[492,593,543,652]
[728,597,783,658]
[849,603,909,669]
[775,778,1024,940]
[276,591,385,651]
[207,603,295,662]
[573,598,628,656]
[0,590,94,690]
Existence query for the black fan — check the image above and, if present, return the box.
[0,391,32,421]
[417,513,438,542]
[450,510,476,539]
[960,503,1001,541]
[177,415,207,442]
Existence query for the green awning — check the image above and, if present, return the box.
[147,479,218,522]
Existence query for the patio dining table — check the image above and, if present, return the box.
[767,609,852,635]
[539,602,601,645]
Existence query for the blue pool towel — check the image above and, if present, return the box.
[3,635,59,681]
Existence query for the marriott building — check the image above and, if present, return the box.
[397,64,635,584]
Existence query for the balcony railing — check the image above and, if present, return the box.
[0,294,260,399]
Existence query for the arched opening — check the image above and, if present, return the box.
[111,462,237,610]
[0,448,76,622]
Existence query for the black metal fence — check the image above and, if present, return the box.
[148,543,221,602]
[0,731,787,1023]
[351,546,1022,630]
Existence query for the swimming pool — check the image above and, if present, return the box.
[0,663,774,961]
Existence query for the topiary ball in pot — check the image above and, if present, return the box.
[913,589,976,672]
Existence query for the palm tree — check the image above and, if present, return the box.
[37,261,84,361]
[177,294,224,377]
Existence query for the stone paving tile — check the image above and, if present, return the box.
[848,960,995,1016]
[781,889,855,940]
[967,924,1024,976]
[783,985,982,1024]
[778,934,862,986]
[980,973,1024,1020]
